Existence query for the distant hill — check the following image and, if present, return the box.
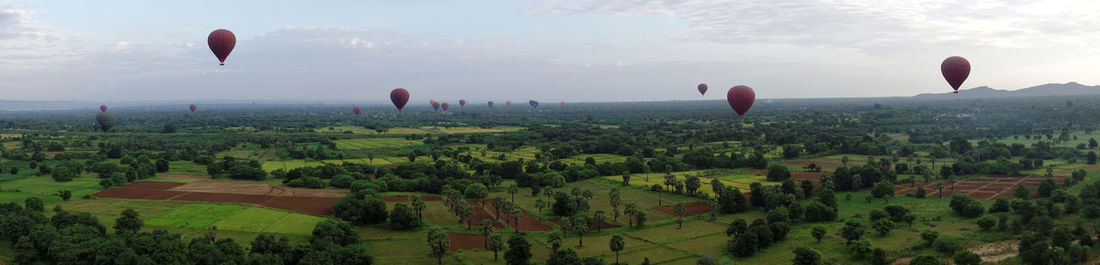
[915,82,1100,98]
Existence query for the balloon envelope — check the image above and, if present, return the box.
[353,106,362,115]
[698,83,708,95]
[95,112,114,132]
[560,101,566,107]
[390,88,410,111]
[441,102,450,111]
[189,104,197,112]
[99,105,108,112]
[207,29,236,66]
[459,99,466,106]
[506,100,511,107]
[488,101,494,108]
[726,85,756,118]
[941,56,970,93]
[431,101,440,111]
[529,100,538,108]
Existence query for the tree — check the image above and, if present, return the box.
[488,232,505,261]
[609,188,621,221]
[58,190,72,201]
[593,210,606,233]
[24,197,43,212]
[840,218,865,242]
[801,180,815,198]
[871,181,895,198]
[572,213,590,248]
[1014,185,1030,199]
[481,219,494,248]
[871,248,888,265]
[674,202,686,229]
[811,226,826,242]
[633,208,647,227]
[547,248,581,265]
[412,195,427,223]
[685,175,701,196]
[920,230,938,246]
[935,182,945,198]
[504,232,532,265]
[609,234,625,265]
[114,208,143,233]
[792,247,822,265]
[767,163,791,181]
[1088,151,1097,165]
[848,239,873,259]
[872,219,893,235]
[508,184,519,202]
[389,203,419,230]
[624,203,639,227]
[459,203,475,230]
[427,227,450,265]
[465,183,489,201]
[621,171,631,186]
[535,197,546,222]
[953,251,981,265]
[548,230,564,251]
[915,186,927,198]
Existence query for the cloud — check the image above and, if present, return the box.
[526,0,1100,49]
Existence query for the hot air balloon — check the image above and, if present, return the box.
[390,88,410,111]
[459,99,466,107]
[698,83,708,95]
[441,102,450,111]
[207,29,236,66]
[726,85,756,119]
[353,106,362,115]
[505,100,512,107]
[96,112,115,132]
[430,100,440,111]
[488,101,494,108]
[529,100,539,108]
[99,105,108,112]
[189,104,197,112]
[561,101,566,107]
[941,56,970,94]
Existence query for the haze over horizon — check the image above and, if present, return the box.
[2,0,1098,102]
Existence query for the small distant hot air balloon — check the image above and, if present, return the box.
[353,106,362,115]
[529,100,539,108]
[941,56,971,94]
[189,104,197,113]
[698,83,708,96]
[99,105,108,112]
[390,88,410,111]
[95,112,114,132]
[441,102,450,111]
[207,29,236,66]
[430,100,440,111]
[459,99,466,107]
[488,101,494,108]
[506,100,512,107]
[726,85,756,119]
[561,101,566,107]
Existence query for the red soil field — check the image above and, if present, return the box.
[484,201,554,232]
[465,201,505,229]
[896,176,1064,200]
[447,233,486,252]
[92,181,349,216]
[651,202,713,218]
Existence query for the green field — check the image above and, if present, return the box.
[146,203,325,236]
[334,137,424,150]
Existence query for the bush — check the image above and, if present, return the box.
[766,163,791,181]
[388,203,419,230]
[953,251,981,265]
[976,216,996,231]
[847,239,873,259]
[915,187,926,198]
[908,255,940,265]
[933,238,962,254]
[805,201,837,222]
[328,175,355,188]
[871,181,894,198]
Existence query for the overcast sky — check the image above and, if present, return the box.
[0,0,1098,102]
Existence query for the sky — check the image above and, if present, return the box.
[0,0,1098,102]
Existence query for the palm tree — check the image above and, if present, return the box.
[535,197,546,221]
[548,230,564,251]
[510,207,522,233]
[428,228,450,265]
[610,234,626,264]
[936,182,945,198]
[674,202,686,229]
[593,210,606,233]
[624,203,639,227]
[412,195,426,223]
[608,188,622,221]
[480,219,493,249]
[508,184,519,202]
[572,213,590,248]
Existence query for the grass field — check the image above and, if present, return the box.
[603,170,780,196]
[564,153,630,165]
[334,137,424,150]
[165,160,209,176]
[146,203,324,236]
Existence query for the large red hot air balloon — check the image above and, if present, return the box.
[99,105,108,112]
[505,100,512,107]
[431,100,440,111]
[726,85,756,119]
[698,83,708,95]
[353,106,362,115]
[441,102,450,111]
[941,56,970,94]
[459,99,466,107]
[390,88,410,111]
[189,104,197,113]
[207,29,236,66]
